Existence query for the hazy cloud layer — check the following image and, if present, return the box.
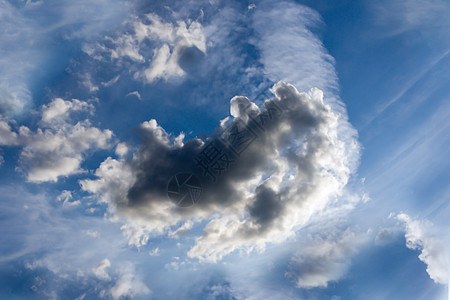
[108,264,151,300]
[92,258,111,280]
[287,228,363,288]
[81,81,360,261]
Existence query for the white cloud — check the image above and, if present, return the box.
[125,91,141,101]
[375,227,401,246]
[102,75,120,87]
[149,247,160,256]
[79,73,99,93]
[89,13,207,83]
[56,190,81,207]
[0,0,129,117]
[92,258,111,280]
[397,213,448,285]
[0,1,37,116]
[41,98,93,124]
[108,33,145,62]
[142,43,184,82]
[0,83,32,117]
[286,228,363,288]
[115,142,129,157]
[372,0,450,38]
[1,98,113,182]
[0,117,21,146]
[252,1,339,99]
[168,220,194,239]
[109,265,151,300]
[83,229,99,238]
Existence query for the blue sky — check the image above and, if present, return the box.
[0,0,448,299]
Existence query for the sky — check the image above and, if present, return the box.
[0,0,449,299]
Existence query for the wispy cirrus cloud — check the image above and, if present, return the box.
[0,0,129,117]
[371,0,450,38]
[252,1,339,100]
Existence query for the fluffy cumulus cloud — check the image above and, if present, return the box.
[81,81,360,262]
[86,13,206,83]
[397,213,448,285]
[0,98,113,182]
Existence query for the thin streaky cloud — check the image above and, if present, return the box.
[360,50,450,130]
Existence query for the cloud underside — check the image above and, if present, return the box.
[81,81,359,263]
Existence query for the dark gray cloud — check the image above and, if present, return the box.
[81,81,360,261]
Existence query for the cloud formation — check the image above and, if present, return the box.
[397,213,448,285]
[81,81,360,262]
[92,258,111,280]
[87,13,207,83]
[252,1,339,98]
[287,228,362,288]
[108,265,151,300]
[0,98,113,182]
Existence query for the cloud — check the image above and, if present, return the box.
[0,83,32,117]
[92,258,111,280]
[397,213,448,285]
[88,13,207,83]
[125,91,141,101]
[109,265,151,300]
[371,0,450,38]
[56,190,81,207]
[0,0,129,117]
[0,117,21,146]
[0,98,113,182]
[0,0,38,116]
[115,142,129,157]
[41,98,93,124]
[375,227,401,246]
[286,228,362,288]
[252,1,339,99]
[81,81,360,261]
[148,247,160,256]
